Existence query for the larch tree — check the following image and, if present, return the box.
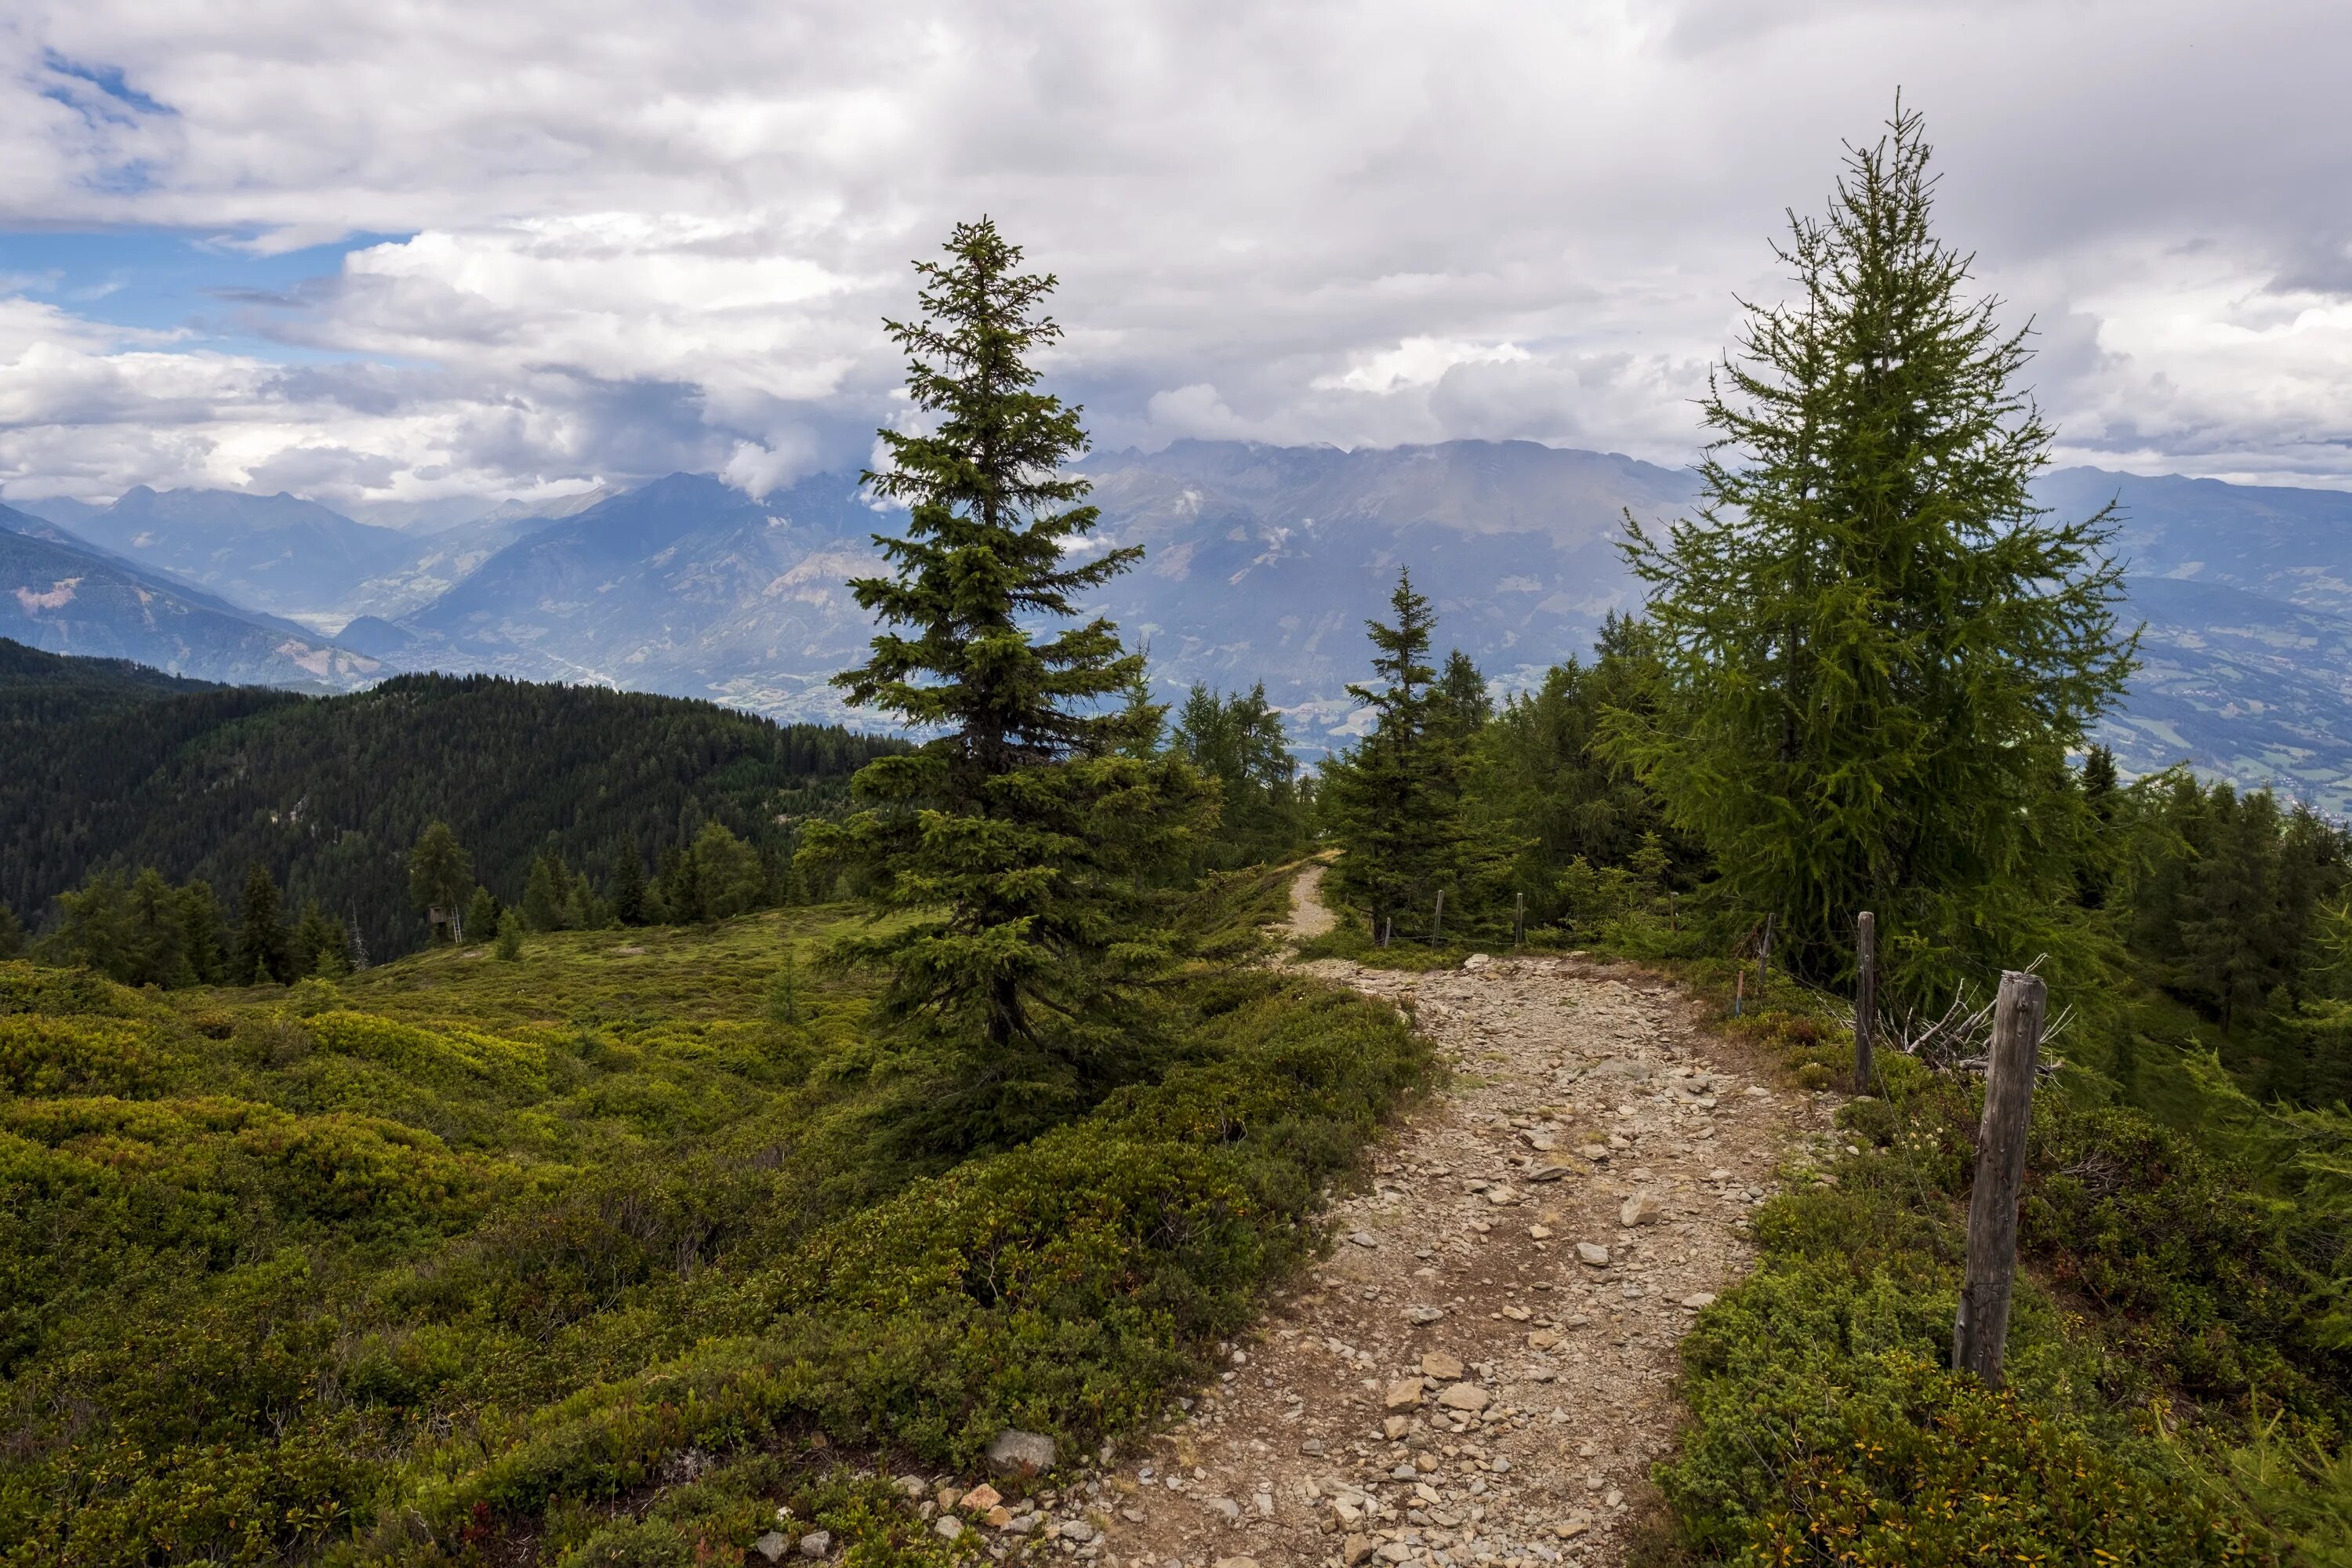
[797,218,1213,1146]
[1606,104,2134,994]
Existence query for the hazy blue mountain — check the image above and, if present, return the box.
[2041,467,2352,613]
[383,441,1697,741]
[27,445,2352,804]
[3,495,111,532]
[334,485,625,623]
[1068,439,1697,738]
[56,486,419,622]
[390,470,884,712]
[0,505,382,689]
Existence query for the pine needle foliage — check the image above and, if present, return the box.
[800,220,1213,1142]
[1324,569,1469,935]
[1607,104,2134,995]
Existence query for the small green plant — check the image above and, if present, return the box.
[764,944,802,1024]
[493,910,523,962]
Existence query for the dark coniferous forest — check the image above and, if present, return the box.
[1,638,899,962]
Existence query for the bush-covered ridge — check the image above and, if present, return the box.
[1,662,902,964]
[0,876,1428,1566]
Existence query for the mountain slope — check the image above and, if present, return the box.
[395,470,884,710]
[2098,576,2352,810]
[386,441,1699,739]
[0,506,383,689]
[63,485,421,619]
[0,652,901,958]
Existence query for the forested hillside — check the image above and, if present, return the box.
[0,644,899,962]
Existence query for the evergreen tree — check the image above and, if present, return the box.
[180,881,226,983]
[692,823,764,921]
[1432,650,1493,746]
[1465,615,1695,928]
[521,853,567,931]
[612,849,648,925]
[463,886,502,946]
[2077,744,2121,909]
[51,870,134,981]
[1608,105,2133,994]
[234,862,289,985]
[125,867,194,987]
[0,898,21,960]
[797,218,1213,1141]
[493,909,524,961]
[408,821,473,941]
[652,842,701,925]
[1167,682,1311,869]
[292,899,345,981]
[1323,569,1462,933]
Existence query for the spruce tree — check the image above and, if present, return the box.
[408,821,473,941]
[1168,683,1309,869]
[1608,105,2134,993]
[0,899,21,960]
[521,854,566,931]
[234,862,289,985]
[1324,569,1462,934]
[463,886,502,946]
[1432,650,1493,746]
[180,882,226,983]
[292,899,344,980]
[125,867,194,987]
[798,218,1212,1137]
[612,849,648,925]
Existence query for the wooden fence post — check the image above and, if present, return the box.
[1853,912,1876,1094]
[1513,892,1526,948]
[1380,916,1392,949]
[1430,888,1446,945]
[1759,913,1775,997]
[1952,969,2048,1387]
[1733,969,1744,1018]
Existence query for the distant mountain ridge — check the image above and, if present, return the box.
[0,504,382,690]
[15,447,2352,807]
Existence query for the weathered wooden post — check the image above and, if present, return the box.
[1513,892,1526,948]
[1952,969,2048,1387]
[1733,968,1744,1018]
[1430,888,1446,945]
[1380,916,1393,949]
[1853,912,1877,1094]
[1758,913,1775,997]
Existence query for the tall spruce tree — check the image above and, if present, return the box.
[234,862,289,985]
[1607,105,2133,993]
[0,899,22,960]
[1324,570,1465,934]
[798,218,1211,1142]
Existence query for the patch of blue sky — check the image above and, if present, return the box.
[0,229,409,363]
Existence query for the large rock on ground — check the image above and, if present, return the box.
[988,1428,1057,1476]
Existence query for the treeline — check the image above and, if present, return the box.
[0,656,901,964]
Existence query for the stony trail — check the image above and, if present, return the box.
[1064,871,1830,1568]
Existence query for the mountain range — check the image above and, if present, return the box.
[12,442,2352,807]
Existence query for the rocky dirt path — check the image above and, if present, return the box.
[1065,872,1829,1568]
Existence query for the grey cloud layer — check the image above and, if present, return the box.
[2,0,2348,511]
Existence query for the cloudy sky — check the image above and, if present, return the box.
[1,0,2347,521]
